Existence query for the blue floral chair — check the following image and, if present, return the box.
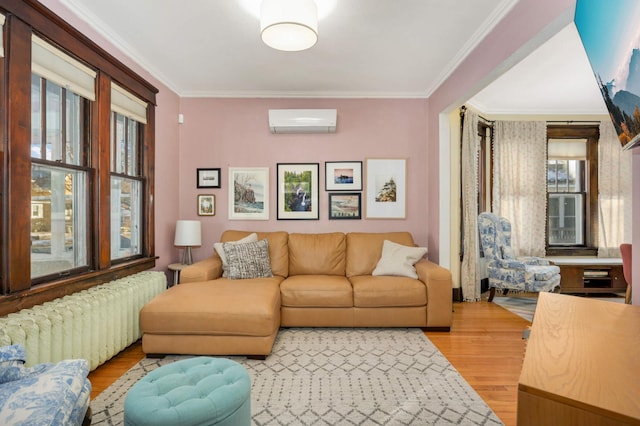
[0,344,91,425]
[478,212,561,302]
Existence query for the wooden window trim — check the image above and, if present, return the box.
[546,125,599,256]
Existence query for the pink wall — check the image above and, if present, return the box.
[178,98,429,263]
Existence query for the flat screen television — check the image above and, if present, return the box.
[575,0,640,150]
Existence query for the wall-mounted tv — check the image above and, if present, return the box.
[575,0,640,150]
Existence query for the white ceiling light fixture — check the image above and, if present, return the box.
[260,0,318,52]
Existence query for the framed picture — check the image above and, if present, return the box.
[325,161,362,191]
[228,167,269,220]
[197,194,215,216]
[277,163,319,220]
[197,168,221,188]
[328,193,361,220]
[365,158,407,219]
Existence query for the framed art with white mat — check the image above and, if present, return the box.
[365,158,406,219]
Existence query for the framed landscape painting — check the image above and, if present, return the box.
[365,158,407,219]
[277,163,319,220]
[325,161,362,191]
[228,167,269,220]
[329,193,361,220]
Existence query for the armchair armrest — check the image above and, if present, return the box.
[180,255,223,283]
[492,258,528,269]
[0,344,25,363]
[415,259,452,328]
[516,256,550,266]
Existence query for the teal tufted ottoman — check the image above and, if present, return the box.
[123,357,251,426]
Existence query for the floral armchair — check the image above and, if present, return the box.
[478,212,561,301]
[0,344,91,425]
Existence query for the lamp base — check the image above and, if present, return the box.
[181,246,193,265]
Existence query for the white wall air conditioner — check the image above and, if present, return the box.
[268,109,337,134]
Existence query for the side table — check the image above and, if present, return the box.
[168,263,189,286]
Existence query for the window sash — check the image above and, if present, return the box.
[31,164,88,278]
[110,176,142,260]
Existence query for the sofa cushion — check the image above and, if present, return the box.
[288,233,346,276]
[140,279,282,337]
[346,232,416,277]
[350,275,427,308]
[223,239,273,279]
[221,230,289,277]
[280,275,353,307]
[214,233,258,277]
[372,240,427,279]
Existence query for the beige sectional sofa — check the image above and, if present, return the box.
[140,231,452,358]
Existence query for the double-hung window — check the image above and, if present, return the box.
[110,84,147,260]
[547,140,586,245]
[30,36,95,280]
[546,125,599,255]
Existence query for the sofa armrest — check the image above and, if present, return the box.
[415,259,452,328]
[179,256,223,283]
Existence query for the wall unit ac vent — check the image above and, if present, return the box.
[268,109,337,134]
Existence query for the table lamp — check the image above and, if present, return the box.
[174,220,201,265]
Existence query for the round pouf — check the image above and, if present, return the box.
[123,357,251,426]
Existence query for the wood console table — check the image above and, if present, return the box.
[518,292,640,425]
[547,257,627,294]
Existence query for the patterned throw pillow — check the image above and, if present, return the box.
[214,233,258,277]
[223,239,273,280]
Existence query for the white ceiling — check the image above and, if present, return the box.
[60,0,607,115]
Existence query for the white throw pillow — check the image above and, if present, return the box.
[214,233,258,277]
[372,240,428,279]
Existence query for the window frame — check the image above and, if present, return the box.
[545,125,599,256]
[0,1,157,316]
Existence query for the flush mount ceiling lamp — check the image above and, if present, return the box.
[260,0,318,52]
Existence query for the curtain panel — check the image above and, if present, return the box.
[460,108,481,302]
[598,120,633,257]
[493,121,547,258]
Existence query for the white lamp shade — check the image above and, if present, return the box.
[174,220,201,246]
[261,0,318,51]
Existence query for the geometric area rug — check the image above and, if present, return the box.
[90,328,503,425]
[492,297,537,322]
[493,294,626,323]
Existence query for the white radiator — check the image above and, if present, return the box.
[0,271,166,370]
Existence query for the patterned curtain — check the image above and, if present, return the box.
[460,108,481,302]
[492,121,547,257]
[598,120,632,257]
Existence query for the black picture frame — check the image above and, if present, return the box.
[325,161,363,191]
[277,163,320,220]
[197,168,221,188]
[328,192,362,220]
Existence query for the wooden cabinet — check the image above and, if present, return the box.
[548,258,627,294]
[518,293,640,425]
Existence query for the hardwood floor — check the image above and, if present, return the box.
[89,300,528,425]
